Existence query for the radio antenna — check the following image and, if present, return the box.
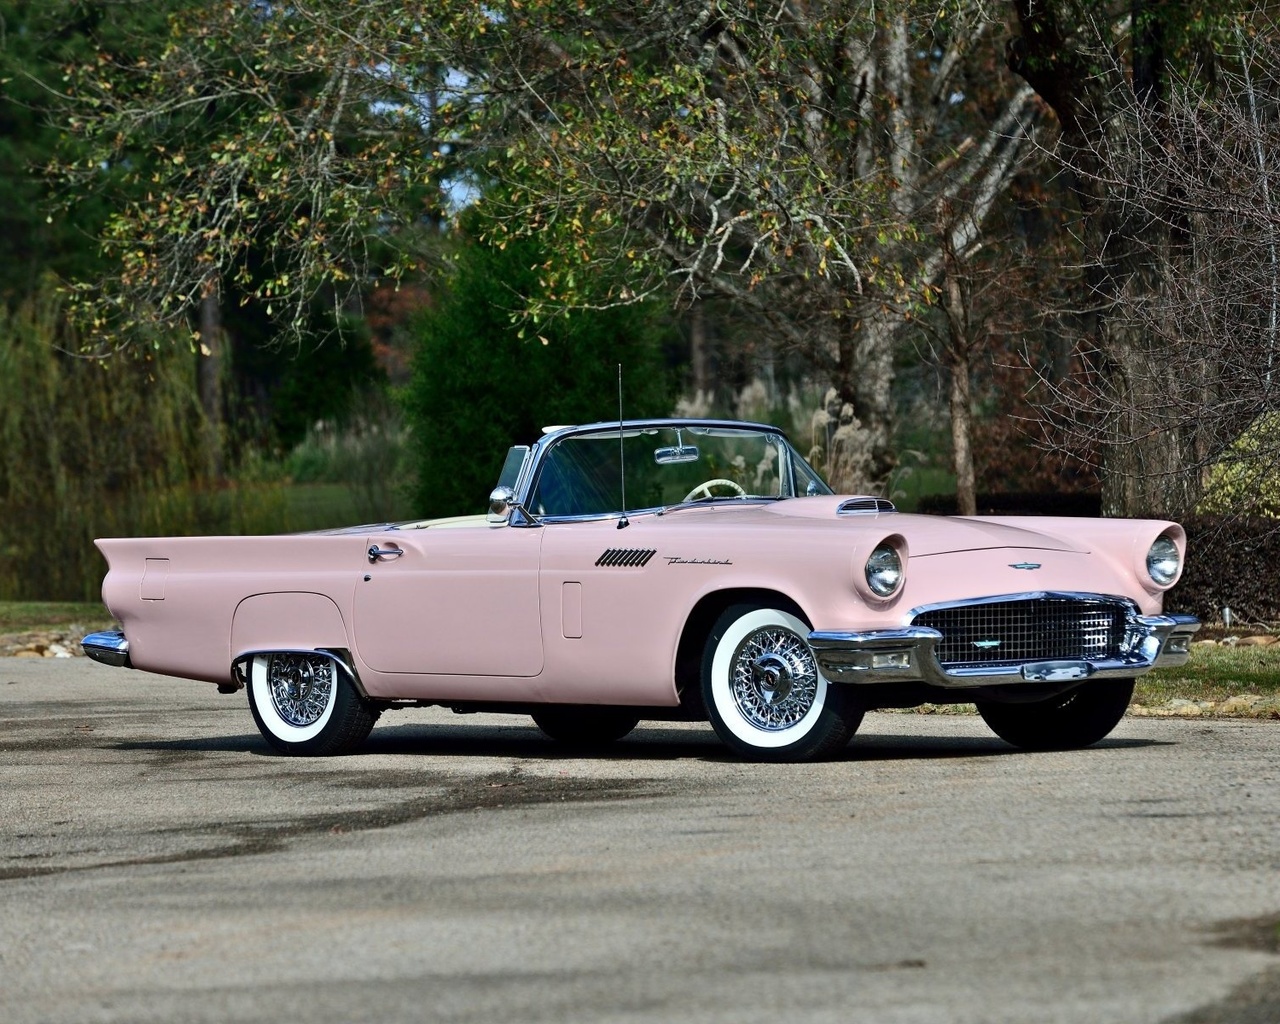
[617,363,629,529]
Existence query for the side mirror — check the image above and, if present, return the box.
[488,486,516,524]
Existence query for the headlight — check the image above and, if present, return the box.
[1146,535,1181,586]
[865,544,903,597]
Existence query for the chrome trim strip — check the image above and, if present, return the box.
[837,497,897,515]
[1145,613,1202,668]
[810,627,943,645]
[535,496,782,525]
[532,510,632,525]
[908,590,1139,619]
[230,648,368,699]
[81,630,131,669]
[809,596,1201,688]
[512,418,830,526]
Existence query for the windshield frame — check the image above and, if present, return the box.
[513,419,833,524]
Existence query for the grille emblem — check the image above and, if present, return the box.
[973,639,1002,650]
[1009,562,1042,570]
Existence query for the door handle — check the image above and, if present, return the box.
[368,545,404,563]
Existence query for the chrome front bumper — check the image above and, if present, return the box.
[808,613,1201,689]
[81,630,132,668]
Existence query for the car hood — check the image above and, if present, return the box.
[760,497,1089,556]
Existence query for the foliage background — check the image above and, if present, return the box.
[3,1,1279,618]
[406,223,678,519]
[0,289,282,599]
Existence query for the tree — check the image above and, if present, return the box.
[472,1,1039,491]
[937,202,984,516]
[54,1,1039,493]
[1005,0,1252,517]
[0,284,214,599]
[0,0,176,294]
[51,0,474,342]
[48,1,419,460]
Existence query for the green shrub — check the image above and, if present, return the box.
[1199,412,1280,518]
[405,226,677,519]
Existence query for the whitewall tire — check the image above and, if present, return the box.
[701,605,863,762]
[247,652,378,756]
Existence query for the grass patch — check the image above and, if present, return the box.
[0,601,111,632]
[1136,642,1280,704]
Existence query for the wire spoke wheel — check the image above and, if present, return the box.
[702,604,862,762]
[247,651,379,756]
[730,627,820,731]
[267,653,335,727]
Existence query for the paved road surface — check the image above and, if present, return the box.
[2,658,1278,1024]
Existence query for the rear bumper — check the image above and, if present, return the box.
[808,613,1201,689]
[81,630,132,669]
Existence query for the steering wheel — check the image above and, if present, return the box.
[683,478,748,501]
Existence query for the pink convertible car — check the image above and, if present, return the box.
[83,419,1199,761]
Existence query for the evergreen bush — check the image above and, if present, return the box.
[405,227,677,519]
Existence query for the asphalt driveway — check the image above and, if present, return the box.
[2,658,1278,1024]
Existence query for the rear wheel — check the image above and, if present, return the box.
[531,707,640,747]
[247,652,378,756]
[701,604,863,762]
[976,680,1134,751]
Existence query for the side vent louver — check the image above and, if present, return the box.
[596,548,657,568]
[837,497,896,516]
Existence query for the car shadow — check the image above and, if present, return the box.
[848,732,1168,761]
[112,721,1170,763]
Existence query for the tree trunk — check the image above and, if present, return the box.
[826,311,896,495]
[1084,120,1204,519]
[949,356,976,516]
[197,288,225,479]
[1097,321,1201,517]
[942,266,977,517]
[852,315,897,490]
[689,300,711,398]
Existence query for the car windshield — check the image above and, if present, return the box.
[527,425,832,519]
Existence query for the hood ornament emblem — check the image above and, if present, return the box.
[1009,562,1042,570]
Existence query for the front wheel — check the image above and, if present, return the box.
[247,652,379,756]
[701,604,863,762]
[531,707,640,747]
[976,680,1134,751]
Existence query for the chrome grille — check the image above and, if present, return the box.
[911,597,1129,667]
